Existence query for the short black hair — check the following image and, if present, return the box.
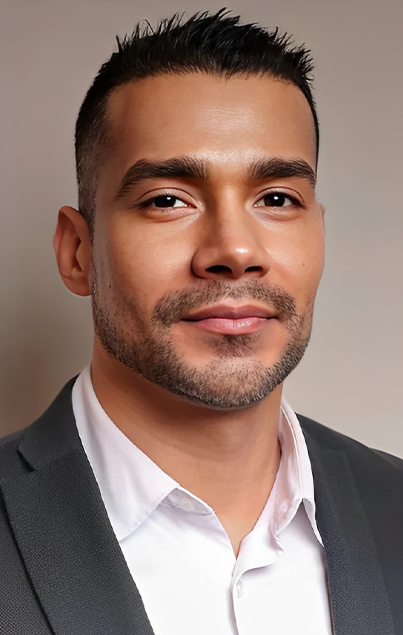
[76,9,319,228]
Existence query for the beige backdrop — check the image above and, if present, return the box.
[1,0,402,454]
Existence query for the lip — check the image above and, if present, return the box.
[182,304,276,321]
[181,304,276,335]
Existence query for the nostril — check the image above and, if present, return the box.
[245,266,262,272]
[205,265,232,274]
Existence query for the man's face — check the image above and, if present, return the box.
[91,73,324,409]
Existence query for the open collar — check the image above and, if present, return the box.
[73,367,179,542]
[0,378,397,635]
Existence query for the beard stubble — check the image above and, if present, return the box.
[92,275,313,409]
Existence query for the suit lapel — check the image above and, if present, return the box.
[1,381,155,635]
[304,431,395,635]
[4,382,397,635]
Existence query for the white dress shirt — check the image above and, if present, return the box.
[72,366,332,634]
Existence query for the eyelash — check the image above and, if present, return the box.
[136,190,303,210]
[255,191,303,209]
[137,192,187,210]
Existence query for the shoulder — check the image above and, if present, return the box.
[297,412,403,476]
[0,377,79,481]
[0,427,30,476]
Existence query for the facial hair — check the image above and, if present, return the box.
[92,275,313,410]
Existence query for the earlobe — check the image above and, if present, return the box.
[53,206,92,297]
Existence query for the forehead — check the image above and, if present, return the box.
[104,73,317,179]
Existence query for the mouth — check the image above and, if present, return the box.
[181,304,277,335]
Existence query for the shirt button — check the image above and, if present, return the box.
[236,580,243,598]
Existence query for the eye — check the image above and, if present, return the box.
[135,191,196,218]
[255,192,299,208]
[147,194,187,208]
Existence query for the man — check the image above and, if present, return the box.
[1,9,402,635]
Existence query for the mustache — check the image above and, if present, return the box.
[152,281,298,326]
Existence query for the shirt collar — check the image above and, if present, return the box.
[72,366,178,541]
[276,400,323,545]
[72,366,322,545]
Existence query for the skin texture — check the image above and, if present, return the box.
[54,73,324,554]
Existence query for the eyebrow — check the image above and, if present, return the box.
[115,157,208,200]
[114,155,316,200]
[247,157,316,188]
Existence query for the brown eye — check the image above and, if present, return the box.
[153,195,182,208]
[137,193,192,212]
[260,192,294,207]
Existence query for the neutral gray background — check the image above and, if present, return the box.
[1,0,402,454]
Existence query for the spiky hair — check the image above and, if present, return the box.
[75,9,319,228]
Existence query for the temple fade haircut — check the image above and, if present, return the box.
[75,8,319,230]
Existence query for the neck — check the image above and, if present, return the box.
[91,349,283,554]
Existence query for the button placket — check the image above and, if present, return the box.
[236,579,244,598]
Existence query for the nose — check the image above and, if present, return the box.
[191,206,271,281]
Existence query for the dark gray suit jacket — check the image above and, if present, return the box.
[1,378,402,634]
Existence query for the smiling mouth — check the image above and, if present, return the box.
[181,304,277,335]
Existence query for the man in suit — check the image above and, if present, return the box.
[1,9,402,635]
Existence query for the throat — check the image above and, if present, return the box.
[182,437,281,557]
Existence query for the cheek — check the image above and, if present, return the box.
[271,223,325,303]
[98,219,193,307]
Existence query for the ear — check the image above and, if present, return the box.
[53,206,92,296]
